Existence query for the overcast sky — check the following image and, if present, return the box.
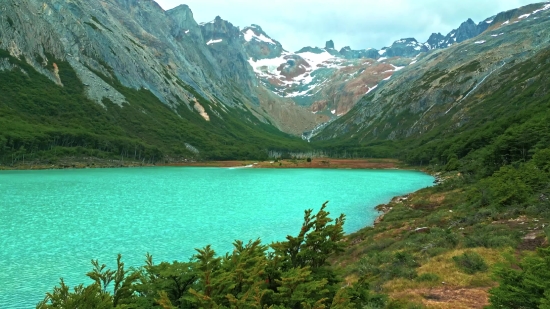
[154,0,543,51]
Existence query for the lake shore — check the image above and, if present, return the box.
[166,158,401,169]
[0,158,404,171]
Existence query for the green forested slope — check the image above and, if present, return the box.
[0,50,311,165]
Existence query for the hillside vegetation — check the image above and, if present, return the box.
[0,49,311,166]
[323,47,550,308]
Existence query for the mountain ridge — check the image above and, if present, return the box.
[1,0,550,165]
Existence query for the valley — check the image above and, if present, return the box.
[1,0,550,308]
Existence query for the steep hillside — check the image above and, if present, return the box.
[316,2,550,146]
[0,0,318,165]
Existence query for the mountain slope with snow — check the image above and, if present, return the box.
[315,2,550,143]
[242,12,513,123]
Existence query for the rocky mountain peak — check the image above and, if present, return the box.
[426,32,445,49]
[296,46,326,54]
[250,24,264,32]
[167,4,200,37]
[200,15,241,41]
[455,18,481,42]
[383,38,427,57]
[325,40,335,49]
[167,4,194,21]
[241,24,283,60]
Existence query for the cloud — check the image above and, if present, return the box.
[154,0,540,51]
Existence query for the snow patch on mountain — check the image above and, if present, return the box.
[366,85,378,94]
[207,39,223,45]
[297,51,344,69]
[532,3,550,14]
[243,29,275,44]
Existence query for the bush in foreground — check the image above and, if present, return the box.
[37,203,388,309]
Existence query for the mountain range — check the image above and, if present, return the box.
[1,0,550,163]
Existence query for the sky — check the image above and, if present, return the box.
[154,0,543,51]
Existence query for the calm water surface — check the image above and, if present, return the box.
[0,167,433,308]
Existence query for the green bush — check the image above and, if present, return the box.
[452,251,488,274]
[488,247,550,309]
[415,273,440,282]
[464,224,519,248]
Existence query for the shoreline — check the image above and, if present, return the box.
[0,158,405,171]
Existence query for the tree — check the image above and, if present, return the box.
[488,247,550,308]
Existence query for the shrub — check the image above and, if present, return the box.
[452,251,488,274]
[464,225,519,248]
[488,247,550,309]
[306,157,312,162]
[415,273,440,282]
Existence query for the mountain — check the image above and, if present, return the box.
[315,2,550,145]
[243,14,504,122]
[0,0,331,165]
[2,0,549,166]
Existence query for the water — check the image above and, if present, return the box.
[0,167,433,308]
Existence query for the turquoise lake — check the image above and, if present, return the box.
[0,167,433,308]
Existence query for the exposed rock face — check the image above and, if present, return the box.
[325,40,335,49]
[381,38,429,58]
[455,18,481,43]
[200,16,259,103]
[426,33,446,49]
[296,46,326,54]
